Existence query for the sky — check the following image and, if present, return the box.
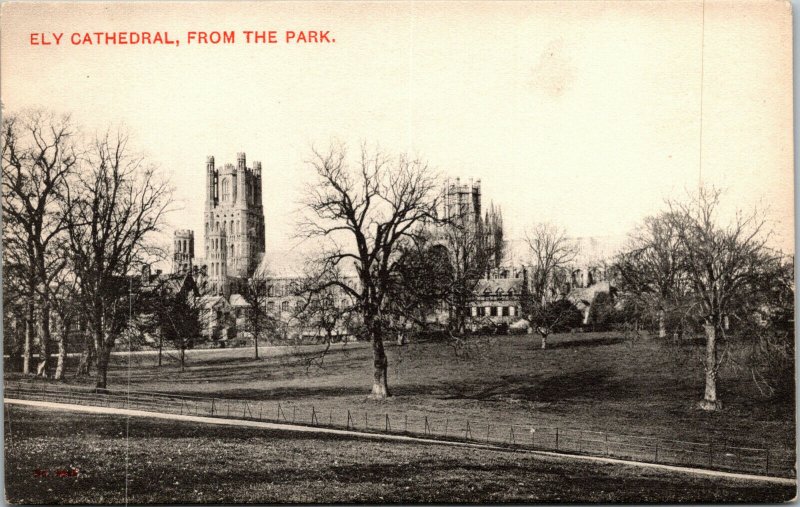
[1,1,794,262]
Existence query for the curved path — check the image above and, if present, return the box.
[5,398,795,487]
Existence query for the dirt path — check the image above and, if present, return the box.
[5,398,795,486]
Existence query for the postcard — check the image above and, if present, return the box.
[1,1,795,504]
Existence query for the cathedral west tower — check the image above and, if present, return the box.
[204,152,265,281]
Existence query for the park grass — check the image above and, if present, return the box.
[7,332,796,457]
[4,405,796,504]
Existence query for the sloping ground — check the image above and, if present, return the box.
[7,333,795,457]
[4,405,795,504]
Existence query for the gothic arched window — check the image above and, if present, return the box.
[221,178,230,201]
[281,301,290,312]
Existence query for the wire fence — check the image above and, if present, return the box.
[3,380,795,478]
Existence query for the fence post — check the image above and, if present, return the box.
[329,409,332,427]
[532,428,536,448]
[579,431,583,453]
[385,414,390,432]
[259,405,263,421]
[765,449,769,474]
[555,427,559,450]
[655,441,659,462]
[211,399,215,416]
[444,419,449,438]
[605,433,609,456]
[311,406,318,426]
[405,414,408,433]
[346,410,353,430]
[292,406,296,423]
[509,426,516,445]
[365,412,368,430]
[466,420,472,440]
[486,424,491,443]
[424,416,429,435]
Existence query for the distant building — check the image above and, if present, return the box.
[171,154,622,342]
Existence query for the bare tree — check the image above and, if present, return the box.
[668,187,777,411]
[614,213,692,338]
[2,110,78,376]
[298,142,441,398]
[64,129,173,390]
[520,223,579,349]
[239,273,279,360]
[437,212,498,336]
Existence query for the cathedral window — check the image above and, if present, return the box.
[281,301,290,312]
[496,289,504,297]
[507,289,514,298]
[221,179,230,201]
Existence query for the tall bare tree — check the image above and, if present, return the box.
[64,130,173,390]
[2,110,78,376]
[521,223,579,349]
[668,187,777,411]
[298,142,441,398]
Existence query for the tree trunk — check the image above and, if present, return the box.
[180,346,185,372]
[95,346,110,391]
[370,336,389,399]
[698,322,723,411]
[54,321,69,380]
[658,310,667,338]
[36,304,51,377]
[254,329,259,360]
[540,332,548,349]
[94,325,110,390]
[76,335,94,376]
[23,301,34,375]
[158,332,162,367]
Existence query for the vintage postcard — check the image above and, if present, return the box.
[0,0,795,504]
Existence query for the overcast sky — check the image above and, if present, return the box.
[1,1,793,259]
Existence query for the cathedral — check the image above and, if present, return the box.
[173,152,266,297]
[170,153,619,343]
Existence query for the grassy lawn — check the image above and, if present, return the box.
[4,405,795,504]
[7,332,795,457]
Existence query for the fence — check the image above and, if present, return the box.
[3,380,795,478]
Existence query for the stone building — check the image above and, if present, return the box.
[170,154,622,343]
[174,153,266,297]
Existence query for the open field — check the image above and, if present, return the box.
[6,332,796,456]
[4,405,795,503]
